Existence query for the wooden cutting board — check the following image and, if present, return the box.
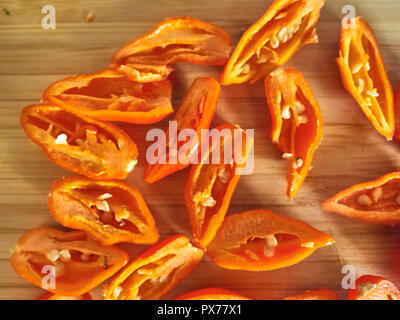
[1,0,400,300]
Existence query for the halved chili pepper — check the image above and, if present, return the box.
[185,124,254,248]
[221,0,324,85]
[265,68,323,199]
[111,16,232,82]
[104,235,203,300]
[337,17,394,140]
[283,289,338,300]
[394,81,400,140]
[207,209,334,271]
[322,172,400,225]
[348,275,400,300]
[20,104,138,180]
[11,227,128,296]
[43,69,173,124]
[144,77,220,183]
[174,288,250,300]
[48,176,159,245]
[37,292,92,300]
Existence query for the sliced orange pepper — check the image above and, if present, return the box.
[185,124,254,248]
[322,172,400,225]
[221,0,324,85]
[11,227,128,296]
[337,17,394,140]
[284,289,338,300]
[394,80,400,140]
[111,17,232,82]
[37,292,92,300]
[48,176,159,245]
[265,68,323,199]
[20,104,138,180]
[207,209,334,271]
[174,288,250,300]
[104,235,203,300]
[348,275,400,300]
[144,77,220,183]
[43,69,173,124]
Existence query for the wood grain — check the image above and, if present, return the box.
[1,0,400,300]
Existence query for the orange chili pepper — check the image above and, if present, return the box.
[348,275,400,300]
[283,289,338,300]
[174,288,250,300]
[37,292,92,300]
[20,104,138,180]
[111,17,232,82]
[11,227,128,296]
[185,124,254,248]
[43,69,173,124]
[265,68,323,199]
[221,0,324,85]
[322,172,400,225]
[394,80,400,140]
[207,209,334,271]
[48,176,159,245]
[104,235,203,300]
[144,77,220,183]
[337,17,394,140]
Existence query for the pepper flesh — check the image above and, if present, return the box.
[348,275,400,300]
[322,172,400,225]
[43,69,173,124]
[174,288,250,300]
[144,77,220,183]
[48,176,159,245]
[207,209,334,271]
[284,289,338,300]
[104,235,204,300]
[112,17,232,82]
[221,0,324,85]
[37,292,92,300]
[11,227,128,296]
[185,124,254,248]
[20,104,138,180]
[265,68,323,199]
[337,17,394,140]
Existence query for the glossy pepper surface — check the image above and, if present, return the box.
[48,176,159,245]
[11,227,128,296]
[265,68,323,199]
[21,104,138,180]
[43,69,173,124]
[221,0,324,85]
[337,17,394,140]
[207,209,334,271]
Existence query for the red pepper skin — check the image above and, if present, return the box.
[265,68,323,199]
[11,227,128,296]
[337,17,394,140]
[20,104,138,180]
[284,289,338,300]
[104,235,204,300]
[37,292,93,300]
[322,172,400,226]
[43,69,173,124]
[221,0,324,85]
[174,288,250,300]
[144,77,220,183]
[185,124,254,248]
[48,176,159,246]
[207,209,334,271]
[111,17,232,83]
[348,275,400,300]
